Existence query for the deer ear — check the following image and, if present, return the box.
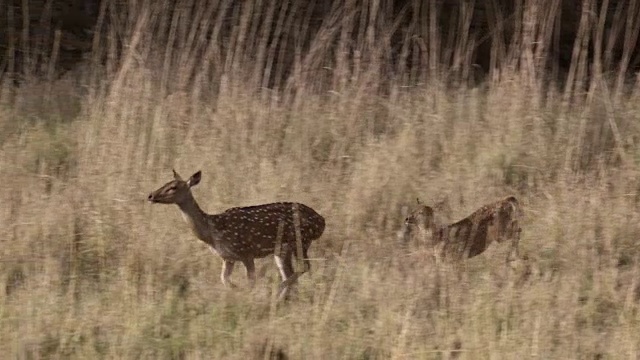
[172,169,183,181]
[425,206,437,219]
[187,171,202,187]
[416,198,422,205]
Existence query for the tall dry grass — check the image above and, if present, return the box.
[1,1,640,358]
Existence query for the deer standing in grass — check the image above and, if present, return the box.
[401,197,522,264]
[148,170,325,299]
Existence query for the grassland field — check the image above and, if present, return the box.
[2,2,640,359]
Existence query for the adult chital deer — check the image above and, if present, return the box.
[148,169,325,299]
[401,197,522,263]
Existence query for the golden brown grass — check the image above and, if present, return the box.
[1,1,640,359]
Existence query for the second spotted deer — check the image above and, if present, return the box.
[148,169,325,299]
[401,197,522,264]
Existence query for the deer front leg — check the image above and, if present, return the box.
[506,226,522,264]
[220,260,237,288]
[242,258,256,288]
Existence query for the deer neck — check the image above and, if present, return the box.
[176,192,212,244]
[417,218,437,234]
[421,220,442,243]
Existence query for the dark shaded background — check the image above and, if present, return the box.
[1,0,639,86]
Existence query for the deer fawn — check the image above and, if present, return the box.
[148,170,325,299]
[401,197,522,264]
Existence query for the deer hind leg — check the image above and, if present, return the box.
[220,260,237,288]
[275,250,301,301]
[274,251,295,282]
[297,244,311,273]
[242,258,256,288]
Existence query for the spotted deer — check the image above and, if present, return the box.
[401,197,522,263]
[148,170,325,299]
